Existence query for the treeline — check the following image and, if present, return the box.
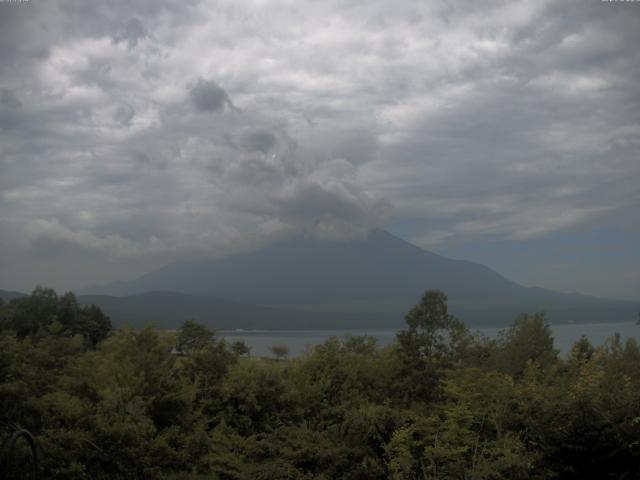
[1,287,639,479]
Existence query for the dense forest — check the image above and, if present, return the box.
[1,287,639,479]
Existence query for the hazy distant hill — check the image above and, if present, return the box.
[2,288,394,330]
[84,229,639,326]
[0,289,27,302]
[77,291,399,330]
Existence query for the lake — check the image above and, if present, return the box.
[219,322,639,358]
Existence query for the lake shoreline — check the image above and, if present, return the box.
[219,321,638,358]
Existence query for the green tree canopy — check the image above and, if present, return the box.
[269,344,290,361]
[177,320,216,353]
[497,312,557,377]
[0,286,111,346]
[395,290,469,403]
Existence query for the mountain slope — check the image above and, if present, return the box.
[85,229,639,326]
[90,229,525,303]
[77,291,401,330]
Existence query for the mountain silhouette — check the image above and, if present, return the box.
[83,229,639,327]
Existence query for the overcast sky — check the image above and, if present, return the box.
[0,0,638,300]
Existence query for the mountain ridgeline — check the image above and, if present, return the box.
[80,229,639,329]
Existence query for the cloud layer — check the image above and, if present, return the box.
[0,0,638,293]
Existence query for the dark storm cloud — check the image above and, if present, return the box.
[113,104,135,126]
[0,0,638,296]
[57,0,198,39]
[0,4,48,73]
[190,80,234,113]
[239,127,277,153]
[354,0,640,248]
[113,18,147,48]
[0,89,23,131]
[0,90,22,109]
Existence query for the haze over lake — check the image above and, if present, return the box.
[220,322,639,358]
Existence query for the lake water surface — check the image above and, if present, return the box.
[219,322,639,358]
